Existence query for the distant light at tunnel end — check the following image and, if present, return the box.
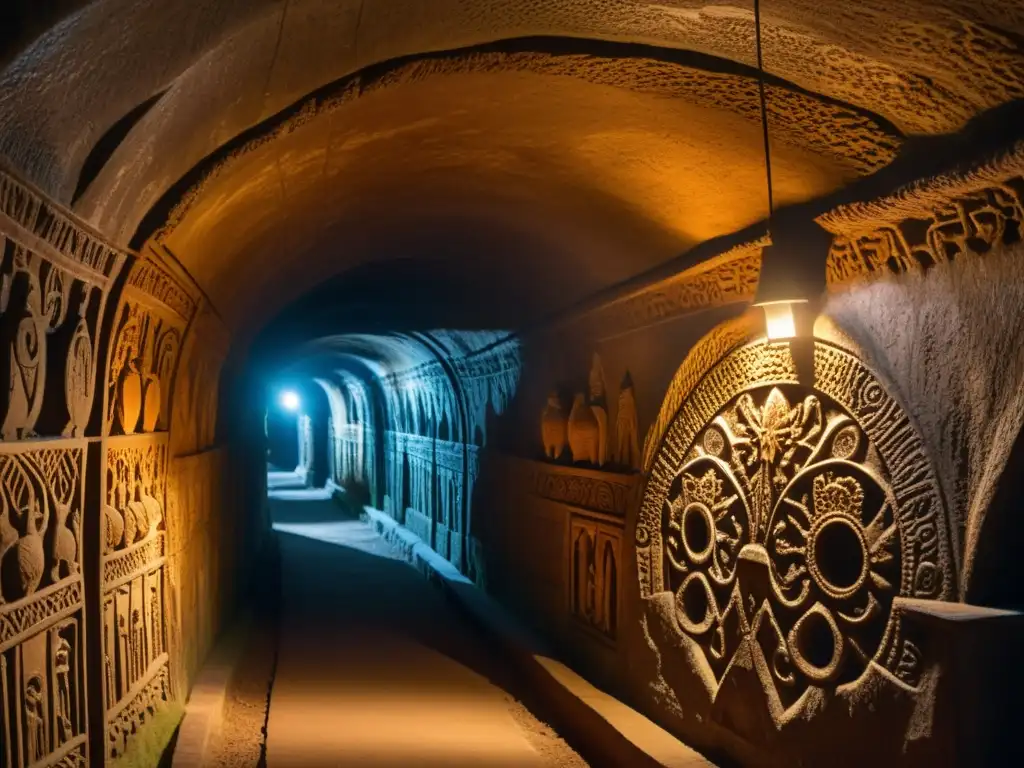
[280,390,301,412]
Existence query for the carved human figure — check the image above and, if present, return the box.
[24,675,46,763]
[131,608,144,680]
[541,392,567,460]
[150,584,163,657]
[117,612,130,696]
[54,634,73,743]
[50,502,79,581]
[568,394,600,465]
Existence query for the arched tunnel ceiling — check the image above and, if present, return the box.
[3,1,1024,338]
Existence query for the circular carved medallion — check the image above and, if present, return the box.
[637,337,952,716]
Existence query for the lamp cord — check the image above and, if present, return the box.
[754,0,774,222]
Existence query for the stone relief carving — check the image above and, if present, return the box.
[102,435,170,755]
[826,179,1024,283]
[614,371,640,470]
[104,439,167,553]
[570,517,620,641]
[638,336,953,727]
[588,354,610,466]
[0,616,86,768]
[523,462,638,518]
[567,393,600,466]
[0,171,123,440]
[541,392,567,460]
[106,663,170,761]
[0,447,82,607]
[106,300,183,436]
[544,354,642,472]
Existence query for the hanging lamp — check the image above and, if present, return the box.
[749,0,829,340]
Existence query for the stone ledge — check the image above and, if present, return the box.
[360,504,715,768]
[170,608,254,768]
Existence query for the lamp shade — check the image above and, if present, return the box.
[753,217,832,308]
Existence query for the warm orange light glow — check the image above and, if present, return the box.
[761,301,800,340]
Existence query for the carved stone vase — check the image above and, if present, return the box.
[142,376,161,433]
[119,367,142,435]
[568,394,600,465]
[2,503,46,599]
[63,318,93,437]
[541,392,568,460]
[51,503,78,580]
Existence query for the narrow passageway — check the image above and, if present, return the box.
[262,487,587,767]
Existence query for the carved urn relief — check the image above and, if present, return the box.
[637,318,954,763]
[568,394,600,465]
[541,392,568,459]
[118,359,143,435]
[63,316,94,437]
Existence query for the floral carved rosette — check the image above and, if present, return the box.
[637,336,953,723]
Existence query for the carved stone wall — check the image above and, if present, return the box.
[98,248,196,762]
[635,316,960,765]
[0,170,241,768]
[100,435,170,761]
[0,168,126,768]
[164,449,230,700]
[0,444,89,768]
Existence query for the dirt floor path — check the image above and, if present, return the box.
[241,487,587,767]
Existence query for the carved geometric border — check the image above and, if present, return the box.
[0,579,83,652]
[103,534,165,588]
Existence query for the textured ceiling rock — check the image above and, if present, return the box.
[2,0,1023,205]
[2,0,1023,334]
[151,61,876,335]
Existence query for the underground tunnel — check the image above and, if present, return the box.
[1,1,1024,766]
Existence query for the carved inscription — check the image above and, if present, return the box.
[826,180,1024,282]
[584,176,1024,339]
[524,462,638,518]
[638,338,952,724]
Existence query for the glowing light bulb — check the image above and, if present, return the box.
[761,301,798,341]
[280,390,300,412]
